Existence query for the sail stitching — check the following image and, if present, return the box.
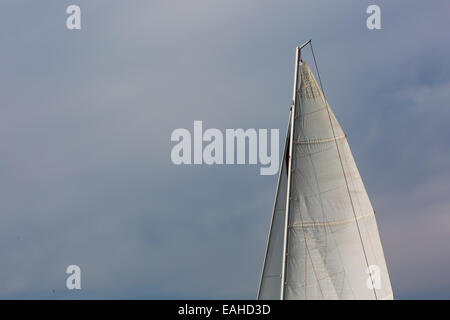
[296,106,327,117]
[296,135,346,145]
[290,211,374,228]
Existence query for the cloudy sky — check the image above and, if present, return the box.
[1,0,449,299]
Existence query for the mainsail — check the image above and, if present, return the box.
[257,43,393,300]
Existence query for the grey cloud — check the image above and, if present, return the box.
[0,0,450,299]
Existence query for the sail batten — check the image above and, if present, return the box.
[258,55,393,300]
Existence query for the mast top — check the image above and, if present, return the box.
[297,39,312,51]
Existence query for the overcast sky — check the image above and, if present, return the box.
[1,0,450,299]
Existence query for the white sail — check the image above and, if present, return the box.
[258,52,393,300]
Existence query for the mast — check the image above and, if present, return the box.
[280,45,302,299]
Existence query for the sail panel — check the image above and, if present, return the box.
[282,62,393,299]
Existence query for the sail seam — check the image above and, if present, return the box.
[296,135,346,145]
[290,211,374,228]
[295,106,327,117]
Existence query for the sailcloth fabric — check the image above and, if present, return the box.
[258,62,393,300]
